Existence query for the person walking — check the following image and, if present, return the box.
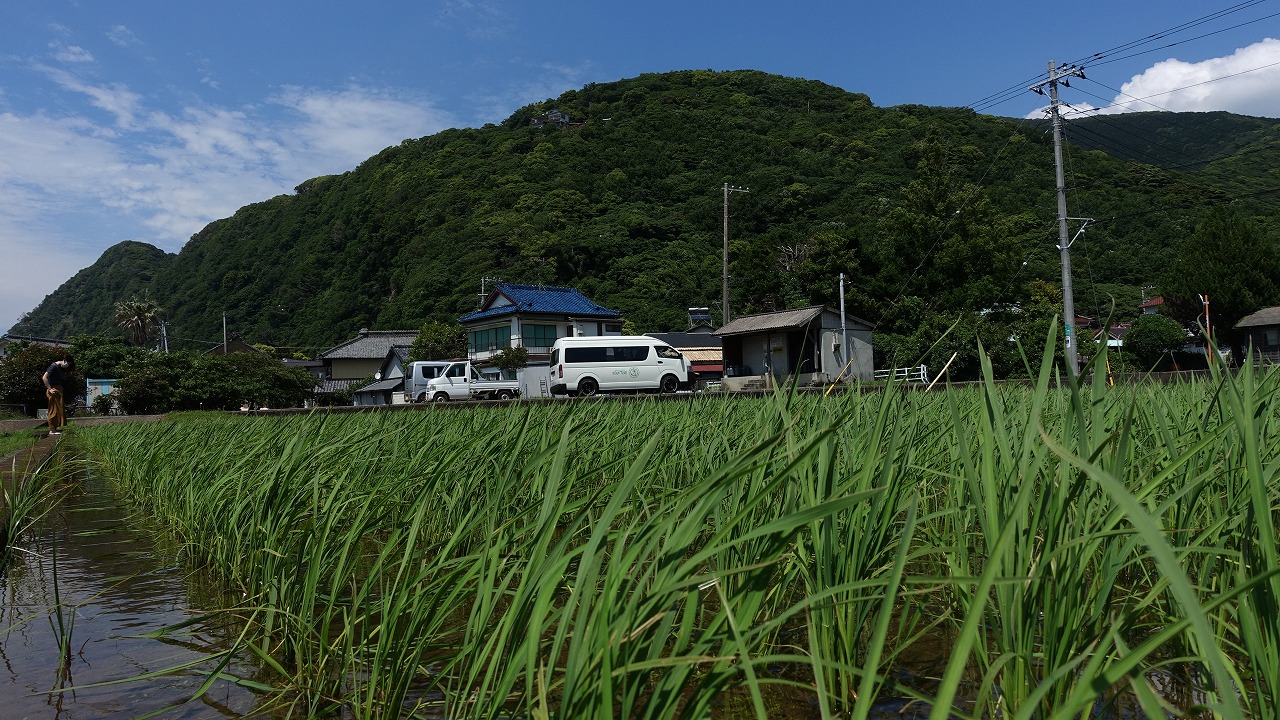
[43,357,74,435]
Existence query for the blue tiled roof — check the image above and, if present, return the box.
[459,283,621,323]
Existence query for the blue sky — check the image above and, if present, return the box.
[2,0,1278,334]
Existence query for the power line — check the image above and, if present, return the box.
[969,1,1275,114]
[1066,1,1269,66]
[1082,10,1280,69]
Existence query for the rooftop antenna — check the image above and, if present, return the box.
[479,276,502,309]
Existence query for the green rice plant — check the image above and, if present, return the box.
[787,382,931,718]
[2,446,67,565]
[72,362,1280,718]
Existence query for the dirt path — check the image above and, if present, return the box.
[1,415,166,493]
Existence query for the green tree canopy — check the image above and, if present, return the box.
[70,334,150,379]
[0,343,81,416]
[111,351,317,414]
[1124,313,1189,370]
[1161,207,1280,357]
[407,321,467,363]
[490,345,529,373]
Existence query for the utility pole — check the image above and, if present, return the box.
[722,183,749,325]
[1200,293,1212,363]
[1032,61,1086,377]
[222,313,228,355]
[839,272,848,368]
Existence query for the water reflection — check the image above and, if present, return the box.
[0,470,261,719]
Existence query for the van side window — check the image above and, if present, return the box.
[565,347,608,363]
[656,345,682,360]
[616,345,650,362]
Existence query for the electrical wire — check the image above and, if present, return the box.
[968,0,1274,114]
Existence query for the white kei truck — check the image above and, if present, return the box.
[403,360,521,403]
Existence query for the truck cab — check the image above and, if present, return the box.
[405,360,521,402]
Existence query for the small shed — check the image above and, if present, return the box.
[1235,306,1280,364]
[85,378,119,413]
[714,306,874,390]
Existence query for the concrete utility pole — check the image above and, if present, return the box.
[839,272,848,366]
[1200,293,1212,363]
[1032,61,1086,377]
[722,183,749,325]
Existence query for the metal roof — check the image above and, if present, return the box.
[681,349,723,363]
[354,378,404,393]
[715,306,875,337]
[459,283,621,324]
[318,330,418,360]
[714,306,824,336]
[1236,306,1280,328]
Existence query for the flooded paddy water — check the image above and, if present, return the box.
[1,467,261,719]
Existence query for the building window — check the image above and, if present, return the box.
[523,324,558,348]
[1266,328,1280,347]
[468,326,511,354]
[605,322,623,333]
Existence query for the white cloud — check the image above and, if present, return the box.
[39,65,144,129]
[271,86,453,175]
[50,42,94,64]
[106,25,140,48]
[0,60,458,331]
[1112,38,1280,117]
[1026,38,1280,119]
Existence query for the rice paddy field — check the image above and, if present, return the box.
[70,349,1280,719]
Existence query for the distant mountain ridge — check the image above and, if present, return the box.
[11,70,1279,352]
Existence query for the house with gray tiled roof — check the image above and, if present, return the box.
[351,346,413,407]
[458,283,623,397]
[316,328,418,386]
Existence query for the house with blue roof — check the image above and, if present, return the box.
[458,283,623,396]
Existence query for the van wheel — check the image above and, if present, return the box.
[578,378,599,397]
[496,390,514,401]
[659,374,679,394]
[432,392,450,403]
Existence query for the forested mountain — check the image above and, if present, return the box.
[16,241,173,340]
[12,70,1280,364]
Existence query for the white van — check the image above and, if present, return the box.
[549,336,696,396]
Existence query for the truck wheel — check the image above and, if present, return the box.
[578,378,599,397]
[659,374,679,394]
[432,392,450,403]
[496,389,514,401]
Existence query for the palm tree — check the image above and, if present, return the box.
[114,296,162,347]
